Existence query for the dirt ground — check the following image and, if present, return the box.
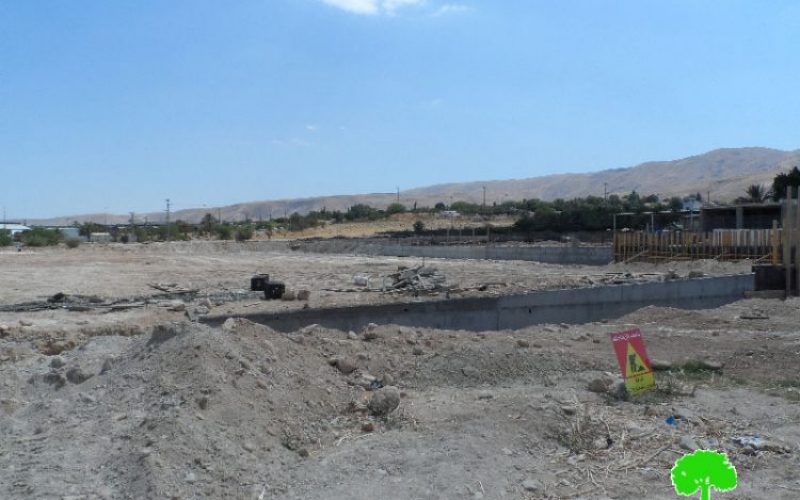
[1,243,797,499]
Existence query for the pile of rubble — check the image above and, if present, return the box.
[384,265,448,294]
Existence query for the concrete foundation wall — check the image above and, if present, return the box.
[203,274,754,333]
[294,239,613,265]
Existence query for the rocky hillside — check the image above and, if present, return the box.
[30,147,799,225]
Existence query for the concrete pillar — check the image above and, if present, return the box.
[736,207,744,229]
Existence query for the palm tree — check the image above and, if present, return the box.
[744,184,770,203]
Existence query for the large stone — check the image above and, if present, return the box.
[522,479,542,492]
[167,300,186,312]
[368,387,400,417]
[650,359,672,371]
[66,367,93,384]
[587,377,612,393]
[335,358,357,375]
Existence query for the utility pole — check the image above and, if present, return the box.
[482,186,487,209]
[604,183,608,202]
[165,198,171,242]
[2,206,5,229]
[396,186,400,203]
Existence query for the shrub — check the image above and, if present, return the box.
[413,220,425,234]
[20,228,62,247]
[0,230,12,247]
[65,238,81,248]
[235,224,254,241]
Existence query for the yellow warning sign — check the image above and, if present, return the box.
[626,342,649,376]
[609,328,656,396]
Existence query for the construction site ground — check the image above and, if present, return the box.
[1,242,798,499]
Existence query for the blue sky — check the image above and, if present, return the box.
[2,0,799,218]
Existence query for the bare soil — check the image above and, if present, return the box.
[1,243,796,499]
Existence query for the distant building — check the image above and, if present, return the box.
[700,203,783,231]
[90,232,113,243]
[58,227,81,239]
[1,223,31,235]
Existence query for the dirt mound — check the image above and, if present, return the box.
[0,320,376,499]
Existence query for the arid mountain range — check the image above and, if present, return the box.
[29,147,800,225]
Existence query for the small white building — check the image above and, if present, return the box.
[90,232,113,243]
[1,223,31,236]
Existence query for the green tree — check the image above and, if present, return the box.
[386,203,406,215]
[771,166,800,201]
[20,228,62,247]
[413,220,425,234]
[0,229,12,247]
[671,450,737,500]
[215,224,234,240]
[235,224,254,241]
[744,184,770,203]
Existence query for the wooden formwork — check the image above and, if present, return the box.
[613,229,781,264]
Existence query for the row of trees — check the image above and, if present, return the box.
[737,166,800,203]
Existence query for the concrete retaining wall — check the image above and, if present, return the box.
[203,274,754,333]
[294,239,613,265]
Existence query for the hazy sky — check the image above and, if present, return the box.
[2,1,800,218]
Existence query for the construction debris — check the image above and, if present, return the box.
[384,265,448,294]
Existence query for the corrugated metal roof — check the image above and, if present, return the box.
[1,224,31,231]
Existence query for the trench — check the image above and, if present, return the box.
[202,274,755,333]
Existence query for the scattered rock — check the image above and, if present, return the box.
[461,366,481,379]
[362,323,380,341]
[516,339,530,348]
[381,373,395,386]
[347,331,359,340]
[679,436,699,451]
[522,479,542,492]
[587,377,612,393]
[281,290,297,301]
[243,441,256,452]
[698,359,723,371]
[194,305,210,316]
[222,318,238,332]
[368,386,400,416]
[673,407,694,421]
[592,437,610,450]
[560,405,577,415]
[650,359,671,371]
[197,396,209,410]
[49,356,66,369]
[608,381,628,401]
[477,391,494,400]
[167,300,186,312]
[99,358,115,375]
[66,367,93,384]
[185,472,197,483]
[296,289,311,301]
[0,324,9,337]
[740,310,769,320]
[43,372,66,389]
[297,448,310,458]
[412,346,424,356]
[361,422,375,433]
[334,358,357,375]
[19,320,33,327]
[198,298,213,309]
[79,392,97,404]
